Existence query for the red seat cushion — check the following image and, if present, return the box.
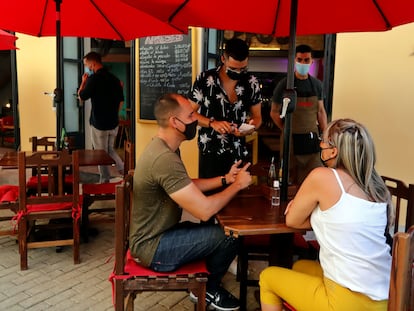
[124,249,208,276]
[293,232,310,249]
[27,202,74,212]
[82,181,122,195]
[283,301,296,311]
[109,250,209,304]
[27,175,73,188]
[0,185,18,203]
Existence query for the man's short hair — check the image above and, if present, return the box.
[295,44,312,55]
[224,38,249,61]
[83,51,102,63]
[154,93,180,127]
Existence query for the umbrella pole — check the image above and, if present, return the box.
[281,0,298,202]
[54,0,64,150]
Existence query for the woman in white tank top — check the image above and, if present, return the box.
[259,118,393,311]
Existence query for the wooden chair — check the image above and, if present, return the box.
[0,115,14,146]
[0,184,19,236]
[110,173,208,311]
[17,150,81,270]
[388,225,414,311]
[27,136,75,195]
[382,176,414,233]
[81,141,134,242]
[117,119,131,149]
[29,136,57,151]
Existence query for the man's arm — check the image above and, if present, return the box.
[270,101,284,130]
[170,163,252,221]
[77,73,89,100]
[190,100,210,127]
[249,102,262,129]
[317,100,328,132]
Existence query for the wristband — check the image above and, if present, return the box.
[221,176,227,186]
[208,117,215,128]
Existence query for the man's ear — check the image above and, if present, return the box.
[169,116,177,129]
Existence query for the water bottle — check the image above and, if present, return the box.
[267,156,277,187]
[270,180,280,207]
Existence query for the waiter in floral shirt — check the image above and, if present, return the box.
[189,38,262,180]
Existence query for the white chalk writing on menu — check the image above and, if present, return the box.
[139,34,192,120]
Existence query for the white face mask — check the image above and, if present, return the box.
[295,62,311,76]
[85,67,93,76]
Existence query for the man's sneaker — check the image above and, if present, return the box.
[190,287,240,311]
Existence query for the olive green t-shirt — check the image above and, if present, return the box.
[129,137,192,267]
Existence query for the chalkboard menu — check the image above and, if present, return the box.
[138,34,192,121]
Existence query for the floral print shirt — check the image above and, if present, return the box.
[189,66,262,161]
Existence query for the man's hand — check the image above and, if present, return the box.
[225,160,242,184]
[233,162,252,190]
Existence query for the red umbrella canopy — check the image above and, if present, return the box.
[0,29,18,50]
[122,0,414,36]
[0,0,182,41]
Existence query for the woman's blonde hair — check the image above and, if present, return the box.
[324,118,394,226]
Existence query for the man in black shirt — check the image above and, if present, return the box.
[78,51,124,183]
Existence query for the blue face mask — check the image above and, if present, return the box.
[85,67,94,76]
[295,62,311,76]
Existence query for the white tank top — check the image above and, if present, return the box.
[310,169,391,300]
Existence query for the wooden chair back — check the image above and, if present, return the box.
[17,150,80,270]
[0,185,19,236]
[124,140,135,175]
[81,141,135,242]
[382,176,414,233]
[30,136,57,151]
[111,173,208,311]
[387,225,414,311]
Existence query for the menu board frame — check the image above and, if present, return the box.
[137,32,193,122]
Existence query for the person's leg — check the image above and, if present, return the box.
[260,260,388,311]
[150,222,238,290]
[107,126,124,173]
[260,260,328,311]
[90,126,111,183]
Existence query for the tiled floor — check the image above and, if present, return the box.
[0,147,262,311]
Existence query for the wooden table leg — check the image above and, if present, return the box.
[237,236,248,311]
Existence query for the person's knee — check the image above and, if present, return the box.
[208,225,238,252]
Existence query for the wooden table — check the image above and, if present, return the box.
[0,149,115,168]
[216,186,304,311]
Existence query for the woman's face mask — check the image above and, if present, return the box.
[319,146,336,167]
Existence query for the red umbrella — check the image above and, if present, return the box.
[0,29,18,50]
[122,0,414,201]
[0,0,182,144]
[121,0,414,36]
[0,0,180,41]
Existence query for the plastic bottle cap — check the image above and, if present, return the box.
[273,180,279,188]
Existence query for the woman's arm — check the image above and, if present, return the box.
[285,167,336,228]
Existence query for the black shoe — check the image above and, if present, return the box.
[190,287,240,311]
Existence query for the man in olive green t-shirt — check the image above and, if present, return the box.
[129,93,252,311]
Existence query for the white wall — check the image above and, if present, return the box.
[333,23,414,184]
